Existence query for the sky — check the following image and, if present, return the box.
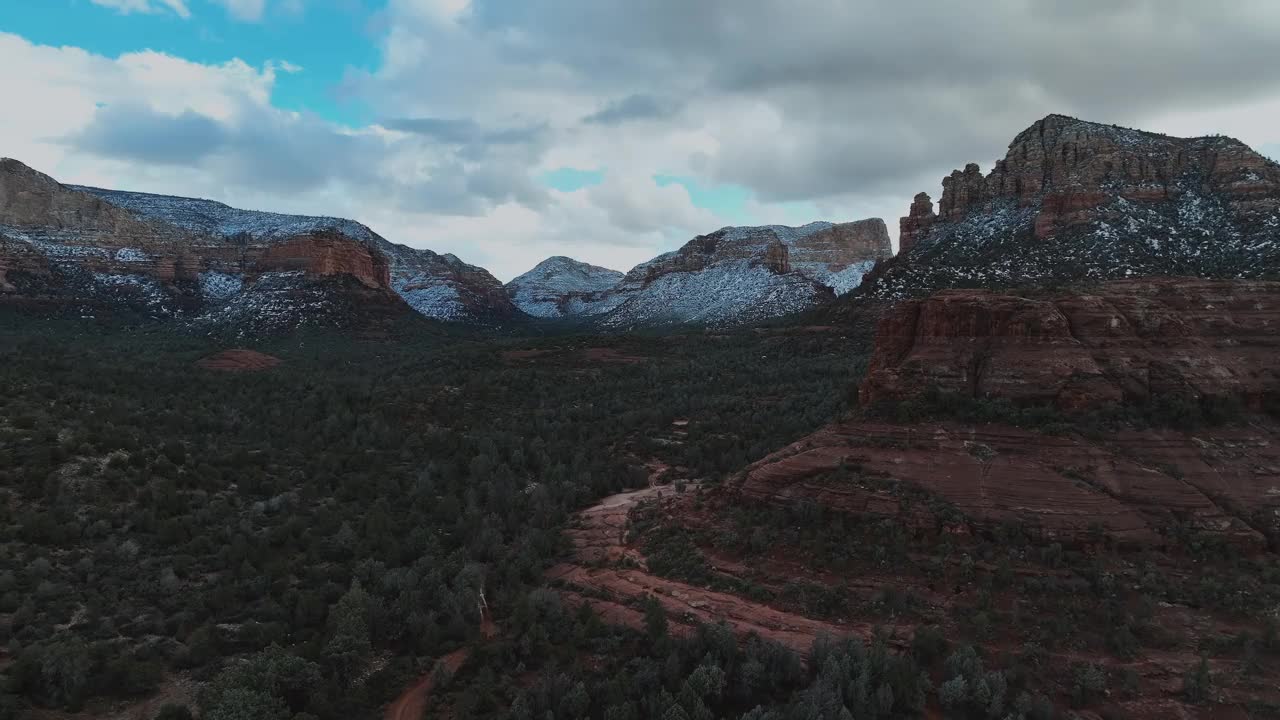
[3,1,1280,281]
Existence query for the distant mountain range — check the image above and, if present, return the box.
[0,158,890,331]
[4,113,1278,332]
[0,158,517,331]
[503,220,892,328]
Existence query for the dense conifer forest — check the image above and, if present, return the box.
[0,314,872,719]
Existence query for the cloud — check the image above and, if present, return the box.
[89,0,190,18]
[383,0,1280,207]
[10,2,1280,277]
[583,94,680,125]
[0,32,547,225]
[67,103,228,165]
[213,0,267,21]
[586,174,720,237]
[382,117,545,147]
[88,0,292,21]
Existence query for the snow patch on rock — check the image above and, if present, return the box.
[600,260,825,330]
[113,248,150,262]
[504,256,624,318]
[200,271,244,301]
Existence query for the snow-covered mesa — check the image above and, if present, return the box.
[504,221,889,326]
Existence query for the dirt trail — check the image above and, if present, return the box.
[384,647,470,720]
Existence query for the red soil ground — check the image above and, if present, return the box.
[195,349,283,371]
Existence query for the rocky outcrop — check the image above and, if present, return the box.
[897,192,936,254]
[727,278,1280,550]
[869,115,1280,299]
[734,420,1278,550]
[859,278,1280,412]
[504,256,624,318]
[728,278,1280,550]
[788,218,892,281]
[257,231,390,289]
[0,158,519,327]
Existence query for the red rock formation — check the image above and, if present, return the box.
[760,238,791,274]
[899,114,1280,247]
[790,219,893,267]
[860,279,1280,412]
[734,420,1278,550]
[257,231,390,289]
[731,278,1280,549]
[939,163,987,220]
[0,159,398,299]
[897,193,936,253]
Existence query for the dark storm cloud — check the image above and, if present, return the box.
[67,102,378,192]
[583,94,681,125]
[68,103,228,165]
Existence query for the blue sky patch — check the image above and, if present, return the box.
[654,174,750,223]
[655,174,823,226]
[541,167,605,192]
[2,0,384,126]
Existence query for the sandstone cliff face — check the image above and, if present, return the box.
[0,158,519,327]
[1,158,173,239]
[0,158,202,293]
[735,279,1280,550]
[257,232,390,289]
[961,115,1280,229]
[859,279,1280,412]
[872,115,1280,298]
[734,419,1279,550]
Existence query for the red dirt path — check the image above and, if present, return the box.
[384,648,470,720]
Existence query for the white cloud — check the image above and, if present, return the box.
[0,31,726,280]
[352,0,1280,248]
[586,174,719,236]
[14,2,1280,281]
[89,0,190,18]
[91,0,294,22]
[213,0,267,21]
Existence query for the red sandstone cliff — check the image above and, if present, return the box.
[859,278,1280,412]
[734,279,1280,550]
[931,114,1280,239]
[878,115,1280,298]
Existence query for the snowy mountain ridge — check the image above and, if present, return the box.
[504,256,625,318]
[507,218,892,327]
[69,185,516,324]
